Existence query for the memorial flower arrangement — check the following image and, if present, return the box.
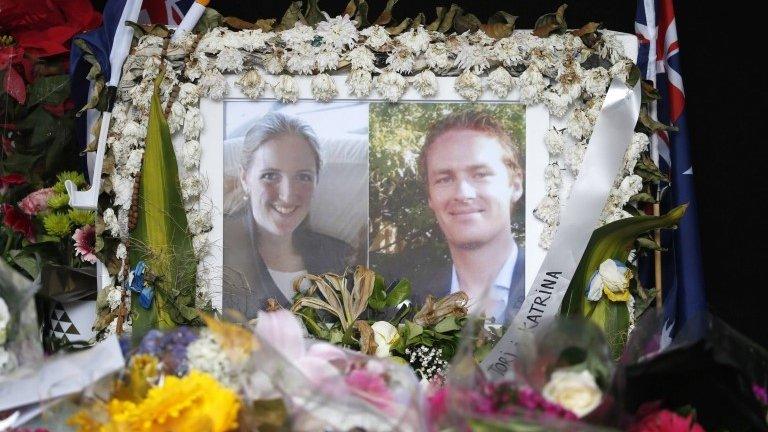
[290,266,469,380]
[71,2,684,369]
[9,2,758,431]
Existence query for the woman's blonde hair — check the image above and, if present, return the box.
[241,112,322,175]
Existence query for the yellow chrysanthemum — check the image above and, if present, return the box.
[105,371,240,432]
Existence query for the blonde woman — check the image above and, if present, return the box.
[223,112,352,318]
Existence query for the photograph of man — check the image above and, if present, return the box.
[413,110,525,324]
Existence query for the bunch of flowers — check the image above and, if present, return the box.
[289,266,469,380]
[0,171,96,279]
[134,326,199,376]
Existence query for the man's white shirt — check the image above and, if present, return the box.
[450,242,518,323]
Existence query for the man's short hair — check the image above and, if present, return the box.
[417,110,523,184]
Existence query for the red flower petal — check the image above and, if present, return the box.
[3,66,26,104]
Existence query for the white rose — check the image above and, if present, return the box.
[0,297,9,345]
[542,369,602,418]
[371,321,400,358]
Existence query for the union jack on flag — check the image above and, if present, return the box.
[139,0,195,26]
[636,0,706,339]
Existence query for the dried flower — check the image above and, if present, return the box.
[347,69,373,97]
[374,71,408,103]
[424,42,452,71]
[544,128,566,156]
[455,70,482,101]
[215,47,244,73]
[386,45,416,74]
[486,66,514,98]
[360,25,391,50]
[411,70,438,97]
[272,74,300,103]
[316,13,358,50]
[236,70,267,99]
[311,73,338,102]
[346,46,375,71]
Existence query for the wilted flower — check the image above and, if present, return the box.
[311,73,338,102]
[19,187,55,216]
[386,45,416,74]
[374,71,408,103]
[360,25,391,50]
[347,69,373,97]
[316,13,358,50]
[486,66,514,98]
[455,70,482,101]
[425,42,452,71]
[587,259,633,302]
[215,47,244,73]
[542,369,602,418]
[236,70,267,99]
[272,74,300,103]
[346,46,375,71]
[411,70,438,97]
[73,224,97,264]
[396,27,431,54]
[544,128,566,156]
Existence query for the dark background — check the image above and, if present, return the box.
[94,0,768,347]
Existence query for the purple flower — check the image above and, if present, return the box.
[134,327,199,376]
[752,383,768,406]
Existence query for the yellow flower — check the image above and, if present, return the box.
[71,371,241,432]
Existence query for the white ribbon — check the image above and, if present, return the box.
[481,79,642,378]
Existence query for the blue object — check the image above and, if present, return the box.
[127,260,154,309]
[636,0,707,339]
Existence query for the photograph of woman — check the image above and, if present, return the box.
[222,103,369,318]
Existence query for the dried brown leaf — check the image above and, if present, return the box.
[533,4,568,38]
[480,23,514,39]
[438,4,462,33]
[386,17,412,35]
[355,320,378,356]
[277,1,305,31]
[454,11,481,33]
[374,0,399,26]
[426,7,446,31]
[344,0,357,17]
[571,21,601,37]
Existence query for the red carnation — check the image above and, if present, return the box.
[0,173,27,194]
[1,203,35,241]
[629,404,706,432]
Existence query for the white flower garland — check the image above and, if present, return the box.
[98,19,650,335]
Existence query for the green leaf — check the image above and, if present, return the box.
[434,316,461,333]
[404,320,423,344]
[560,205,687,356]
[636,237,666,251]
[385,278,411,307]
[27,75,70,106]
[637,110,679,135]
[367,274,387,310]
[129,76,197,343]
[629,192,656,203]
[17,107,57,147]
[635,154,669,183]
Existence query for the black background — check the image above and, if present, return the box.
[93,0,768,347]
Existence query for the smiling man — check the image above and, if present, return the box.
[413,110,525,324]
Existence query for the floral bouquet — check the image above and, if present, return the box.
[426,317,619,431]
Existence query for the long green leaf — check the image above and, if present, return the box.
[129,77,197,343]
[560,205,687,356]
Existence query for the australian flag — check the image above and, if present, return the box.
[635,0,706,340]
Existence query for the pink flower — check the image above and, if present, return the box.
[72,224,97,264]
[629,407,706,432]
[344,368,394,412]
[426,386,450,430]
[18,187,55,215]
[753,383,768,406]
